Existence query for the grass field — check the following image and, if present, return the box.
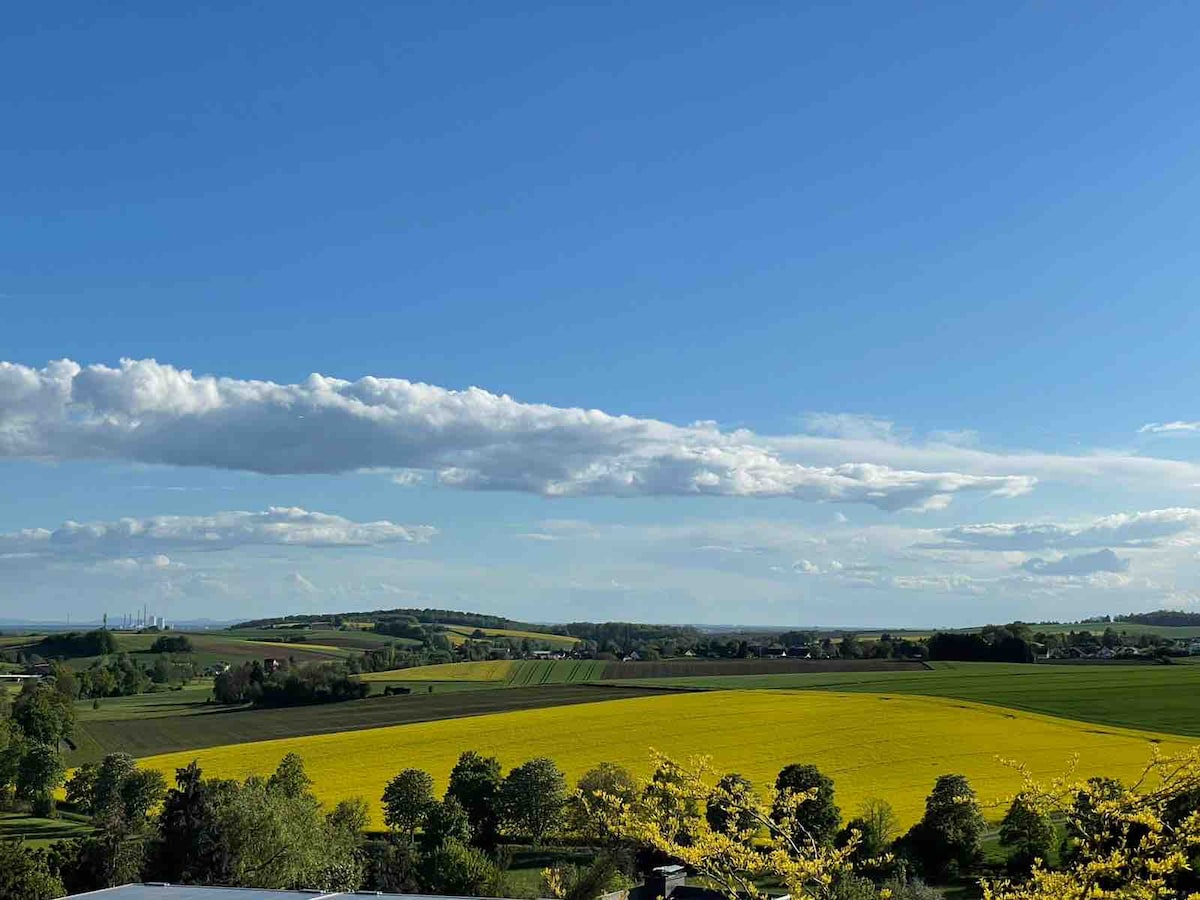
[68,683,672,765]
[601,658,927,679]
[135,690,1194,830]
[75,680,215,721]
[362,660,516,682]
[0,811,93,848]
[618,661,1200,737]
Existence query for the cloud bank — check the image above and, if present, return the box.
[927,508,1200,552]
[0,359,1034,510]
[0,507,435,557]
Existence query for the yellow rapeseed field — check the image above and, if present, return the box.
[136,691,1194,829]
[359,660,515,682]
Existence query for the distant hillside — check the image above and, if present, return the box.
[233,607,566,634]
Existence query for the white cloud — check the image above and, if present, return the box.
[1140,421,1200,435]
[927,508,1200,552]
[794,559,820,574]
[0,359,1034,511]
[771,428,1200,492]
[0,507,436,557]
[890,573,980,593]
[289,572,318,593]
[1021,548,1130,577]
[802,412,899,441]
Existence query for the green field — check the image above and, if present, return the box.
[0,811,93,848]
[361,659,608,687]
[618,660,1200,736]
[443,624,581,649]
[74,680,216,721]
[66,683,673,765]
[505,659,607,685]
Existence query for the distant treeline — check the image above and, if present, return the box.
[31,629,119,658]
[234,607,532,631]
[1117,610,1200,627]
[214,660,369,707]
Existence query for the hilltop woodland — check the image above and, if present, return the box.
[6,673,1200,899]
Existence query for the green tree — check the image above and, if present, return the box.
[569,762,639,843]
[421,838,507,897]
[147,761,232,885]
[16,742,65,817]
[382,768,436,837]
[774,763,841,846]
[268,752,312,799]
[150,656,173,684]
[839,634,863,659]
[365,834,421,893]
[420,797,472,853]
[707,773,757,835]
[446,750,503,849]
[12,683,74,748]
[64,764,99,814]
[898,774,984,881]
[998,796,1056,874]
[0,717,19,800]
[500,757,568,846]
[0,841,66,900]
[837,798,899,865]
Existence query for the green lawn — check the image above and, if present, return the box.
[0,811,93,848]
[615,660,1200,736]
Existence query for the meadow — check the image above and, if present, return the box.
[135,690,1194,830]
[617,660,1200,736]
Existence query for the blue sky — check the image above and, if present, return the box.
[4,2,1200,626]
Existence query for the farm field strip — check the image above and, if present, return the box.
[600,658,927,679]
[361,660,515,682]
[135,690,1195,831]
[69,683,674,765]
[618,662,1200,737]
[443,625,581,648]
[504,659,607,685]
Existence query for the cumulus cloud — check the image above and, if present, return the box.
[0,359,1034,511]
[926,508,1200,552]
[1021,548,1130,577]
[0,507,435,557]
